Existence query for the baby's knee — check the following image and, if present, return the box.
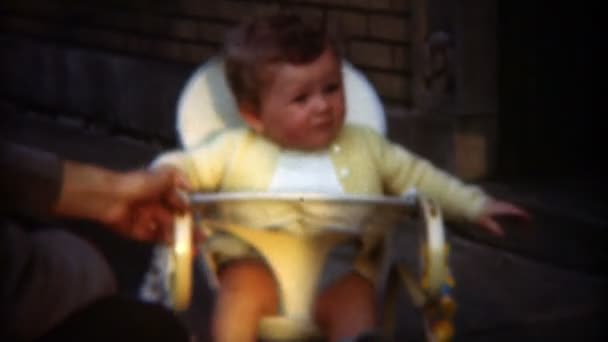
[218,259,279,312]
[316,273,376,325]
[329,273,375,300]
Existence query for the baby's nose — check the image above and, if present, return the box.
[312,95,329,112]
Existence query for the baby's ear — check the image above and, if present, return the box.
[239,104,264,133]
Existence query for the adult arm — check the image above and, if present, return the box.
[1,141,190,242]
[0,141,63,218]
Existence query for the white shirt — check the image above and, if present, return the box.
[268,149,345,194]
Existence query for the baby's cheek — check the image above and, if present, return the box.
[284,127,312,144]
[331,91,346,112]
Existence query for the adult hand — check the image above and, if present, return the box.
[104,167,192,243]
[53,162,191,243]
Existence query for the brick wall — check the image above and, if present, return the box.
[0,0,497,176]
[1,1,410,133]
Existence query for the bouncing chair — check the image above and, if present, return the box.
[140,57,456,341]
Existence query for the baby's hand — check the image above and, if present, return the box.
[476,199,530,237]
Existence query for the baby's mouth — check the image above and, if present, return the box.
[310,116,333,129]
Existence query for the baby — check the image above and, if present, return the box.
[153,13,529,342]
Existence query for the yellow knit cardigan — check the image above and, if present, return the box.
[153,124,489,222]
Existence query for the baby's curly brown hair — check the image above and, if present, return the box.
[223,13,341,110]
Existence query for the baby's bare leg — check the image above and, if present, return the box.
[315,272,377,341]
[212,259,279,342]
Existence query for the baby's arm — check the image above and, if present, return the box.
[370,132,529,235]
[150,150,199,188]
[377,140,486,221]
[150,130,242,191]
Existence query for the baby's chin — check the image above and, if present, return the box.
[276,134,337,151]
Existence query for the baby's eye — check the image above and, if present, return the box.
[293,94,308,103]
[323,82,341,94]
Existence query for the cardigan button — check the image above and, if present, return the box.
[339,168,350,178]
[332,144,341,153]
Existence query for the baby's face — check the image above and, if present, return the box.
[251,48,345,150]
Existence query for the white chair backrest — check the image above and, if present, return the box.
[177,57,386,149]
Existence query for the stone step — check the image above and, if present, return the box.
[0,34,192,143]
[0,100,166,170]
[389,231,608,340]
